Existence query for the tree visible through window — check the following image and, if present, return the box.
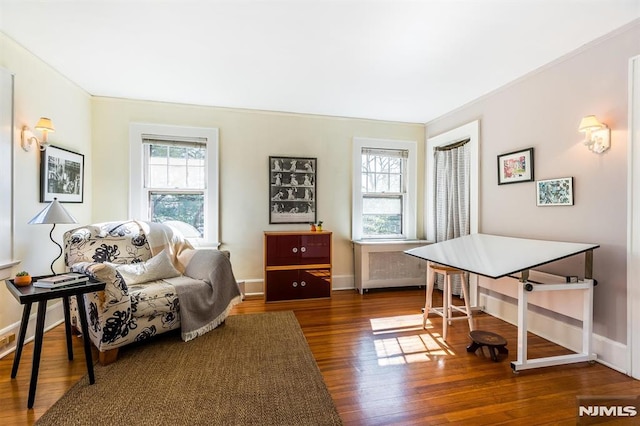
[361,148,407,238]
[145,142,206,236]
[131,124,219,245]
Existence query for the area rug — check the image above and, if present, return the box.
[36,311,342,425]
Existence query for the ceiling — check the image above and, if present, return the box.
[1,1,639,123]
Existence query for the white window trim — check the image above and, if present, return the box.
[129,123,219,246]
[627,54,640,379]
[352,137,417,241]
[0,67,18,279]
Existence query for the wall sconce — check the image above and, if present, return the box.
[21,117,55,152]
[578,115,610,154]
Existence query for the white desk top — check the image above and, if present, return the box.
[404,234,599,279]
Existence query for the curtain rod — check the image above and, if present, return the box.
[434,138,471,152]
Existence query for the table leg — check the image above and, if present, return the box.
[460,272,474,331]
[443,274,449,340]
[585,249,594,279]
[11,302,32,379]
[516,282,528,368]
[27,301,48,409]
[75,294,96,384]
[447,274,453,324]
[583,280,594,357]
[511,278,595,371]
[63,296,73,361]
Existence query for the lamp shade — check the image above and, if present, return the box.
[34,117,55,133]
[578,115,603,132]
[28,198,77,225]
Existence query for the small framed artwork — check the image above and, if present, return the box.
[40,145,84,203]
[536,177,574,206]
[269,156,316,224]
[497,148,534,185]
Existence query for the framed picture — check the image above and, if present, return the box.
[40,145,84,203]
[269,156,316,224]
[497,148,534,185]
[536,177,574,206]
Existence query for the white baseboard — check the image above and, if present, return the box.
[480,293,629,375]
[241,279,264,297]
[0,301,65,360]
[592,334,628,374]
[332,274,354,291]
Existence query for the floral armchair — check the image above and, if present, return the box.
[64,220,242,364]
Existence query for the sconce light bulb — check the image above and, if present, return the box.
[578,116,610,154]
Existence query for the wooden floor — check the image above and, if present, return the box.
[2,288,639,425]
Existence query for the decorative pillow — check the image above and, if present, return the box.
[111,250,181,285]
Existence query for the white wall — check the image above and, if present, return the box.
[0,33,92,334]
[426,21,640,345]
[91,98,425,290]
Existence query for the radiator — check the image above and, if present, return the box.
[352,240,430,294]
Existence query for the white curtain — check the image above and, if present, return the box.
[433,140,470,294]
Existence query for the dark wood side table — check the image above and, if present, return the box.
[5,277,106,408]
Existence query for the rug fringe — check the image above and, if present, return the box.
[181,295,243,342]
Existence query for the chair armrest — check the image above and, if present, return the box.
[177,248,235,283]
[176,248,230,277]
[70,262,130,307]
[70,262,139,347]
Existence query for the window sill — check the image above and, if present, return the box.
[351,239,432,245]
[0,260,21,280]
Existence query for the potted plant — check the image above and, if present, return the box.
[14,271,32,287]
[316,221,323,232]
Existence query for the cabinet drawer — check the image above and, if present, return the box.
[266,233,330,266]
[300,234,331,264]
[266,269,331,302]
[266,234,300,266]
[299,268,331,298]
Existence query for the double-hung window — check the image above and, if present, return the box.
[361,148,407,238]
[352,138,417,240]
[144,139,206,235]
[130,124,219,246]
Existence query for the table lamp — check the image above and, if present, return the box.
[28,197,78,275]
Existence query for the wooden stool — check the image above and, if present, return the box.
[423,263,474,340]
[466,330,508,362]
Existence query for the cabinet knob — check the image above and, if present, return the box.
[301,281,307,287]
[292,281,298,287]
[292,247,298,253]
[300,247,306,253]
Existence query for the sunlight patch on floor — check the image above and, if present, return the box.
[370,314,425,335]
[371,314,456,365]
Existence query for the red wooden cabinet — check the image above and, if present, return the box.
[264,231,332,302]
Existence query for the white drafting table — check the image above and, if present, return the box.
[405,233,599,372]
